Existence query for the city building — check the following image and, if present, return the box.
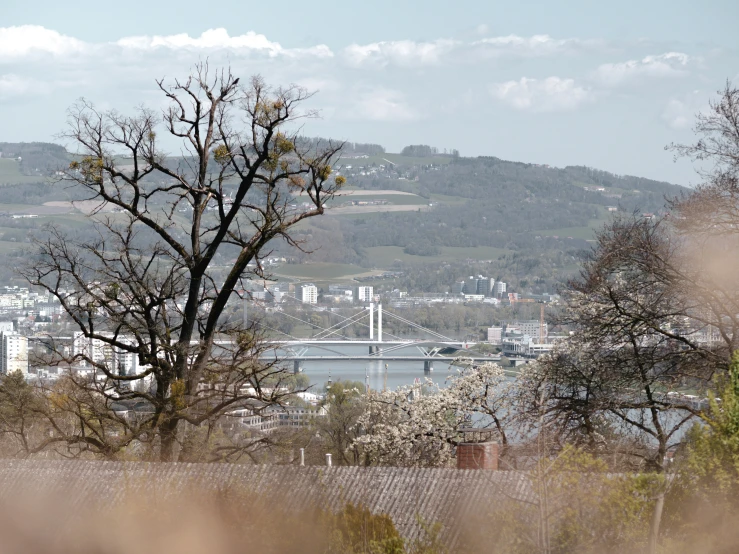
[493,281,507,298]
[454,276,495,297]
[72,332,139,375]
[502,336,556,358]
[504,320,548,340]
[0,331,27,375]
[487,327,503,344]
[299,284,318,304]
[476,277,494,297]
[355,286,374,302]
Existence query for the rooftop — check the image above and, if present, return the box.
[0,460,533,545]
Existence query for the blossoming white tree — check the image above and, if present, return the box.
[351,362,510,467]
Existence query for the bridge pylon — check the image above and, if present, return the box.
[378,303,383,342]
[423,360,434,376]
[369,302,374,340]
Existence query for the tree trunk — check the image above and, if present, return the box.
[648,489,665,554]
[159,418,179,462]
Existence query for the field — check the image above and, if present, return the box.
[328,204,429,215]
[271,263,382,281]
[328,193,427,206]
[428,193,468,206]
[0,240,23,254]
[0,159,46,185]
[362,246,509,267]
[536,226,598,240]
[337,153,453,167]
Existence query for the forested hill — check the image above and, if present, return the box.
[0,142,69,175]
[323,155,686,257]
[355,155,684,211]
[0,140,687,292]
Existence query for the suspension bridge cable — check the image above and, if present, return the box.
[278,297,405,340]
[274,310,354,340]
[387,312,454,341]
[382,310,455,342]
[312,309,369,339]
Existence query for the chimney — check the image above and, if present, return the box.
[300,448,305,467]
[457,429,499,470]
[325,453,332,467]
[456,442,498,470]
[457,442,498,470]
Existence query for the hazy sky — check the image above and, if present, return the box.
[1,0,737,185]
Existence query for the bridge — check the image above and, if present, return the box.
[256,301,497,375]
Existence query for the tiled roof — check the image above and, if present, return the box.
[0,460,534,544]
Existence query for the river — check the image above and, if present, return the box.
[275,343,462,391]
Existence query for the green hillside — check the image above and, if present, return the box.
[0,159,46,185]
[285,155,686,295]
[0,141,687,295]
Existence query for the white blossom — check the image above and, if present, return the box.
[351,362,511,467]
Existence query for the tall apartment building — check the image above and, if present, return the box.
[493,281,507,298]
[299,284,318,304]
[487,326,503,344]
[0,332,27,375]
[455,276,495,297]
[476,277,494,296]
[72,332,139,375]
[355,286,374,302]
[464,276,478,295]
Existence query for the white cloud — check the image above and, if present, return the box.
[0,74,48,99]
[117,28,332,58]
[348,88,419,121]
[475,34,595,56]
[661,92,707,130]
[343,34,601,68]
[0,26,332,62]
[662,99,691,129]
[0,26,87,60]
[595,52,692,86]
[343,39,458,67]
[489,77,592,112]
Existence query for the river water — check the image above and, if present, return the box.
[277,344,461,391]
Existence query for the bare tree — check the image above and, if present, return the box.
[531,82,739,552]
[531,211,737,552]
[19,65,344,461]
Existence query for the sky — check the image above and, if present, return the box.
[1,0,737,185]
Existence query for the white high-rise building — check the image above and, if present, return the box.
[487,327,503,344]
[299,284,318,304]
[72,332,139,375]
[355,286,374,302]
[493,281,507,298]
[0,332,28,375]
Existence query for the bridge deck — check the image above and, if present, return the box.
[259,355,498,362]
[265,340,467,346]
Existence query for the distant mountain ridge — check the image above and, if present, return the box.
[0,140,685,196]
[0,140,689,293]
